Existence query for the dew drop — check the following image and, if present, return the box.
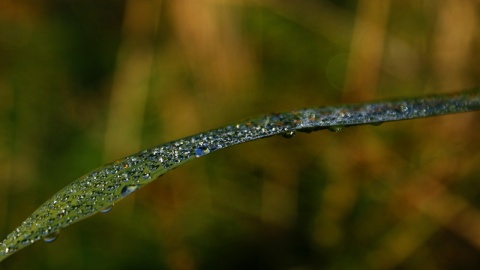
[56,210,66,218]
[121,185,138,197]
[282,130,296,138]
[195,147,210,157]
[43,231,59,243]
[100,205,113,213]
[22,239,32,246]
[328,125,344,132]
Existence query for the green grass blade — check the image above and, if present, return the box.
[1,89,479,262]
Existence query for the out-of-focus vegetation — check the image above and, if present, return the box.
[1,0,480,269]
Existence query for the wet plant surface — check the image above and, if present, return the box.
[2,1,480,269]
[1,90,479,262]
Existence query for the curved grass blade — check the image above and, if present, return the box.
[1,89,479,261]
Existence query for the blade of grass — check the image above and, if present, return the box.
[1,89,479,262]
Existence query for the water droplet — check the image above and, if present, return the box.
[100,205,113,213]
[121,185,138,197]
[43,231,59,243]
[397,104,409,113]
[282,130,296,138]
[56,210,66,218]
[328,125,344,132]
[195,147,210,157]
[22,239,32,246]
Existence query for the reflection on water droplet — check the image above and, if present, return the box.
[282,130,296,138]
[328,125,344,132]
[22,239,32,246]
[43,231,59,243]
[100,205,113,213]
[121,185,138,197]
[195,147,210,157]
[57,210,66,218]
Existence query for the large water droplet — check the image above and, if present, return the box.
[100,205,113,213]
[195,147,210,157]
[121,185,138,197]
[282,130,296,138]
[43,231,59,243]
[328,125,344,132]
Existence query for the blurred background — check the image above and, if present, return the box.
[1,0,480,269]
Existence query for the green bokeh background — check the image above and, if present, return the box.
[1,1,480,269]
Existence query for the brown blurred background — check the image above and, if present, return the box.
[1,0,480,269]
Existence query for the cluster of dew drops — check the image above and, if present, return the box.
[7,90,471,258]
[38,122,363,245]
